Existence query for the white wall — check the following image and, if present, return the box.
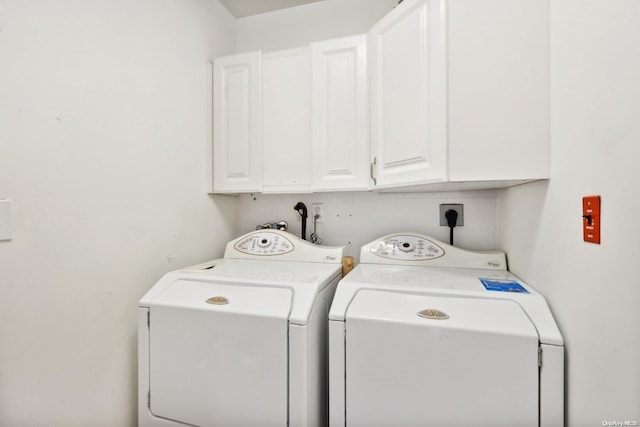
[498,0,640,425]
[9,0,635,425]
[233,0,501,255]
[0,1,236,425]
[236,191,499,260]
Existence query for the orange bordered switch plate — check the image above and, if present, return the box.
[582,195,601,244]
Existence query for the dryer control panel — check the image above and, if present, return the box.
[234,232,294,255]
[370,235,444,261]
[360,233,507,270]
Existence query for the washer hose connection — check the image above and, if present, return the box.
[293,202,308,240]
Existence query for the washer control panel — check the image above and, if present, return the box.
[233,231,294,256]
[370,234,444,260]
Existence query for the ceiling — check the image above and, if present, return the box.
[219,0,325,18]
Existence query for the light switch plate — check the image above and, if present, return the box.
[0,199,12,241]
[582,195,600,244]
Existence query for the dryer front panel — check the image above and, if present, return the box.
[148,281,291,427]
[345,290,539,427]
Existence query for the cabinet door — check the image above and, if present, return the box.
[213,51,262,193]
[369,0,447,189]
[447,0,550,182]
[262,48,311,193]
[311,34,369,191]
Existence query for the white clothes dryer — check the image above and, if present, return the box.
[139,230,344,427]
[328,233,564,427]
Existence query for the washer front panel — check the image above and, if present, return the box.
[370,234,444,261]
[149,282,291,427]
[234,231,294,256]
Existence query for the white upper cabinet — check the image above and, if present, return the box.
[212,36,368,194]
[262,48,312,193]
[213,52,262,193]
[369,0,550,191]
[311,34,369,191]
[369,0,447,188]
[211,0,549,194]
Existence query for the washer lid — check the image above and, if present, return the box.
[148,279,292,318]
[140,259,341,325]
[199,258,341,286]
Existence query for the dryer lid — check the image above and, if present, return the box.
[330,264,563,346]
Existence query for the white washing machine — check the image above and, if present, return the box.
[139,230,344,427]
[328,233,564,427]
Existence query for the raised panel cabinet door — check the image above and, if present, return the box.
[213,51,262,193]
[369,0,447,189]
[262,48,312,193]
[311,34,369,191]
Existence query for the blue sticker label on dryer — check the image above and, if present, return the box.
[480,278,529,293]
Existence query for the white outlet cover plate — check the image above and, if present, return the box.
[312,203,324,223]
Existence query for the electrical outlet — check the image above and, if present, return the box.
[439,204,464,226]
[312,203,324,223]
